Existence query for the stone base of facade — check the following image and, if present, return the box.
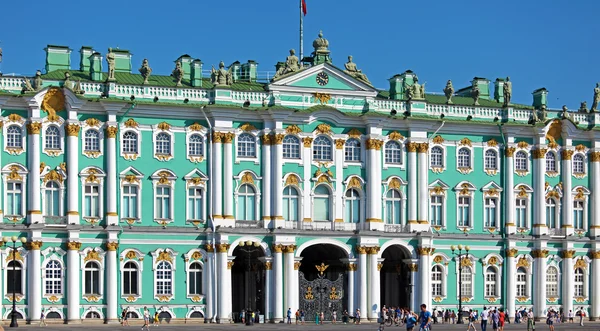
[67,319,82,324]
[105,318,120,324]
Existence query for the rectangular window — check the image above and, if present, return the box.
[516,198,527,228]
[485,272,497,297]
[187,188,203,220]
[123,268,138,295]
[458,197,470,227]
[573,200,584,229]
[84,185,100,218]
[7,269,22,294]
[460,269,472,297]
[6,182,22,216]
[122,185,138,219]
[155,186,171,219]
[84,269,100,295]
[430,196,443,226]
[484,198,497,228]
[313,198,329,221]
[516,273,527,297]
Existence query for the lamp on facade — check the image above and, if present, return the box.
[3,236,27,328]
[450,244,470,325]
[237,240,261,325]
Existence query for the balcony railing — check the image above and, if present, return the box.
[300,221,359,231]
[234,220,264,228]
[384,224,410,233]
[548,228,566,237]
[44,216,67,225]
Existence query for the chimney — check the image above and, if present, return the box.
[177,55,193,80]
[388,70,417,100]
[112,49,132,73]
[44,45,72,72]
[80,46,93,72]
[532,88,548,108]
[191,59,203,87]
[472,77,491,100]
[229,61,241,82]
[494,78,505,104]
[241,60,258,82]
[89,52,103,82]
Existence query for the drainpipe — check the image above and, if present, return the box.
[428,121,445,141]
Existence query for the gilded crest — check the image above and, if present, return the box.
[125,251,138,260]
[156,250,173,263]
[241,172,254,184]
[285,174,300,186]
[432,135,444,144]
[239,123,257,132]
[43,170,63,184]
[388,131,404,141]
[388,178,402,189]
[188,122,203,131]
[347,176,362,189]
[459,138,472,147]
[191,251,202,260]
[487,139,498,147]
[157,122,171,131]
[517,141,529,149]
[85,118,100,127]
[285,125,302,135]
[315,262,329,276]
[314,123,331,135]
[124,118,139,128]
[305,286,314,300]
[84,249,102,262]
[313,92,331,105]
[41,87,65,119]
[347,128,362,138]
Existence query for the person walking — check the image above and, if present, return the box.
[418,304,432,331]
[546,310,555,331]
[527,309,534,331]
[405,310,418,331]
[315,312,320,325]
[498,309,505,331]
[153,310,159,326]
[300,310,306,325]
[355,309,361,324]
[332,310,337,324]
[568,309,573,323]
[287,308,292,324]
[142,307,150,331]
[578,308,585,326]
[467,309,477,331]
[295,309,300,325]
[39,308,47,327]
[122,308,130,326]
[320,312,324,324]
[480,307,489,331]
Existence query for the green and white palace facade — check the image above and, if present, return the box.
[0,35,600,324]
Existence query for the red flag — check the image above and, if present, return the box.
[302,0,307,16]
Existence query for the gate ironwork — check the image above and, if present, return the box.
[299,271,344,322]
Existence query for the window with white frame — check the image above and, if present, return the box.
[188,134,203,156]
[155,185,171,220]
[516,267,527,296]
[574,267,584,297]
[6,261,23,294]
[84,129,100,152]
[122,131,138,154]
[484,198,497,228]
[283,186,299,221]
[156,261,173,295]
[44,260,62,295]
[460,266,472,297]
[458,196,470,227]
[430,146,444,167]
[385,141,402,164]
[237,184,256,221]
[313,185,331,221]
[83,184,100,218]
[385,189,402,224]
[283,135,301,159]
[431,265,443,296]
[546,198,558,229]
[484,150,497,170]
[457,148,471,168]
[516,198,528,228]
[430,195,444,226]
[344,189,360,223]
[344,139,361,162]
[187,187,203,221]
[188,262,202,296]
[45,126,61,150]
[84,261,101,295]
[546,266,558,297]
[546,152,557,172]
[155,132,171,156]
[485,266,498,297]
[122,261,139,295]
[313,136,332,161]
[6,125,22,149]
[515,151,528,171]
[573,154,585,174]
[573,200,584,229]
[6,181,23,217]
[44,181,61,217]
[237,133,256,158]
[122,184,139,219]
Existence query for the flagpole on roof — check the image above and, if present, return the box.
[300,0,304,61]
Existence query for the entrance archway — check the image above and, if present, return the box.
[380,245,412,309]
[231,243,266,322]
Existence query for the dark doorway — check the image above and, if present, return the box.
[299,244,347,280]
[231,243,265,322]
[380,245,412,309]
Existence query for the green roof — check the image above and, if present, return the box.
[375,90,533,109]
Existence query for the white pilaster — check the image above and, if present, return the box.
[105,125,118,225]
[533,149,547,235]
[205,249,215,322]
[418,248,431,309]
[222,133,234,223]
[212,134,223,220]
[591,248,600,320]
[106,242,118,322]
[505,246,517,317]
[302,138,312,222]
[533,245,547,320]
[216,245,232,323]
[334,139,344,223]
[505,148,515,233]
[417,144,429,226]
[284,246,295,312]
[67,242,81,323]
[358,249,368,320]
[273,246,284,322]
[66,123,80,224]
[561,249,575,317]
[591,154,600,237]
[261,134,272,227]
[28,243,42,322]
[346,261,356,314]
[263,257,273,322]
[272,134,284,227]
[562,149,574,235]
[365,138,382,230]
[407,144,417,226]
[27,122,42,223]
[406,260,418,312]
[367,251,381,319]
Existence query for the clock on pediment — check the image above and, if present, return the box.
[316,72,329,86]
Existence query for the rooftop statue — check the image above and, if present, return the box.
[106,48,116,81]
[211,61,233,87]
[22,77,35,93]
[579,101,589,113]
[33,70,43,91]
[273,49,301,80]
[591,83,600,112]
[344,55,370,85]
[72,79,84,95]
[404,76,424,100]
[313,30,329,53]
[171,61,184,87]
[472,82,480,106]
[561,105,573,121]
[503,76,512,107]
[444,80,454,104]
[63,72,72,89]
[139,59,152,85]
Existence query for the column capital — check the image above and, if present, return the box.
[417,143,429,153]
[26,240,43,250]
[408,263,419,272]
[591,250,600,259]
[212,132,223,143]
[227,261,235,269]
[205,244,215,253]
[355,245,367,254]
[561,149,574,160]
[417,247,435,256]
[283,244,297,253]
[273,133,285,145]
[532,148,547,159]
[66,123,81,136]
[105,126,118,138]
[106,242,119,251]
[531,249,549,258]
[560,250,576,259]
[66,241,82,251]
[505,248,519,257]
[590,151,600,162]
[223,132,235,144]
[377,263,383,271]
[26,122,42,134]
[265,261,272,270]
[505,147,516,157]
[293,261,301,270]
[335,139,346,150]
[216,243,230,253]
[272,244,283,253]
[366,246,380,255]
[366,138,383,150]
[407,142,419,153]
[261,134,272,145]
[302,137,313,147]
[347,263,358,271]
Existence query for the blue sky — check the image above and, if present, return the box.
[1,0,598,109]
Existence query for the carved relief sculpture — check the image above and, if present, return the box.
[172,61,184,87]
[139,59,152,85]
[444,80,454,104]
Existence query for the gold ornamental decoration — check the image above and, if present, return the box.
[314,93,331,105]
[105,126,118,138]
[205,244,215,253]
[347,128,362,138]
[5,249,23,262]
[516,257,529,268]
[157,122,171,131]
[460,257,472,267]
[305,286,314,300]
[591,251,600,259]
[505,248,518,257]
[125,251,138,260]
[484,188,499,197]
[8,114,23,123]
[347,263,358,271]
[355,245,367,254]
[241,172,254,184]
[532,148,547,159]
[273,133,285,144]
[329,287,341,300]
[47,295,60,303]
[433,256,443,264]
[574,258,587,270]
[575,144,586,152]
[315,263,329,276]
[417,143,429,153]
[517,141,529,149]
[227,261,235,269]
[285,174,300,186]
[85,118,100,127]
[156,250,173,263]
[67,241,82,251]
[124,118,139,128]
[388,178,401,189]
[212,132,223,143]
[432,135,444,144]
[505,147,516,157]
[66,123,81,136]
[8,165,22,181]
[388,131,404,141]
[531,249,549,259]
[407,142,418,152]
[222,132,235,144]
[430,186,445,196]
[366,246,380,255]
[408,263,418,272]
[84,249,102,262]
[27,122,42,134]
[43,170,63,184]
[261,134,272,145]
[302,137,313,147]
[157,171,171,185]
[264,262,272,270]
[285,125,302,135]
[335,139,345,149]
[216,243,230,253]
[314,123,332,135]
[188,122,203,131]
[459,138,472,147]
[487,139,498,147]
[488,256,498,265]
[190,296,201,303]
[433,296,443,303]
[560,250,576,259]
[41,87,65,118]
[157,295,172,303]
[590,152,600,162]
[347,176,362,189]
[561,149,574,160]
[272,244,283,253]
[239,123,257,132]
[191,251,202,260]
[283,245,297,254]
[293,261,302,270]
[125,296,137,303]
[366,138,383,150]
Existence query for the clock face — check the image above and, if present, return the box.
[316,72,329,86]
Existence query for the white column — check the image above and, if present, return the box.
[273,246,284,322]
[67,242,81,323]
[272,134,284,226]
[27,122,42,223]
[365,139,382,228]
[261,134,272,226]
[106,242,118,322]
[263,258,273,322]
[284,246,295,312]
[347,262,356,314]
[28,241,42,322]
[212,133,223,219]
[291,258,301,312]
[302,138,312,222]
[418,248,431,308]
[216,244,232,323]
[561,250,575,316]
[334,139,344,223]
[205,248,214,322]
[367,249,380,320]
[591,153,600,237]
[533,248,547,320]
[105,125,118,225]
[505,148,515,233]
[533,149,547,235]
[222,133,234,221]
[562,150,574,235]
[66,123,80,224]
[358,248,368,320]
[591,249,600,320]
[417,144,429,225]
[407,143,418,225]
[408,262,418,311]
[505,247,517,317]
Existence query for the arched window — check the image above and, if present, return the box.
[122,131,138,154]
[313,136,332,161]
[574,267,584,297]
[156,261,172,295]
[188,187,203,220]
[7,261,23,294]
[385,141,402,164]
[7,125,22,149]
[84,184,100,218]
[313,185,331,221]
[515,151,528,171]
[484,266,498,297]
[283,186,299,222]
[573,200,584,229]
[188,134,203,156]
[282,135,301,159]
[546,266,558,297]
[344,189,360,223]
[190,311,204,318]
[457,148,471,168]
[86,311,101,319]
[44,260,62,295]
[46,312,61,319]
[431,265,443,296]
[516,267,527,297]
[430,146,443,167]
[155,185,171,220]
[155,132,171,155]
[6,181,23,217]
[546,152,556,172]
[44,181,60,216]
[84,129,100,152]
[237,133,256,157]
[45,126,60,150]
[237,184,256,221]
[84,261,100,295]
[385,189,402,224]
[515,198,528,228]
[122,184,138,219]
[546,198,558,229]
[460,266,472,297]
[123,262,139,295]
[484,150,497,170]
[344,139,361,162]
[484,198,497,228]
[188,262,203,295]
[573,154,585,174]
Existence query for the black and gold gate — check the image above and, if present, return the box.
[299,264,344,322]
